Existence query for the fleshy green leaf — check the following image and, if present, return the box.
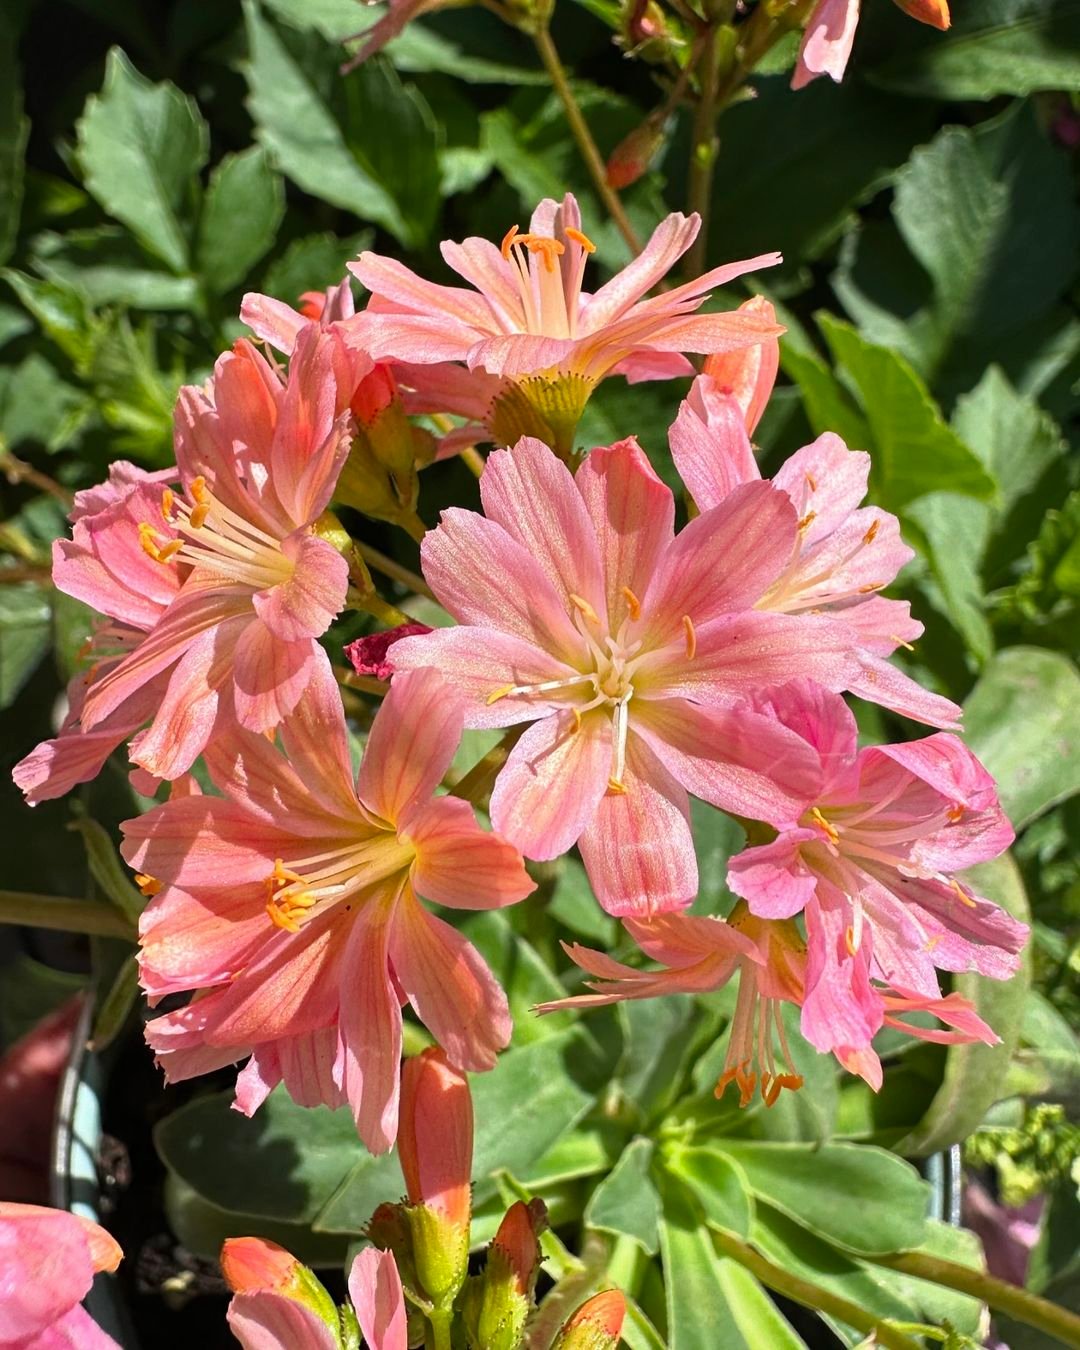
[709,1140,929,1256]
[585,1137,661,1254]
[29,228,199,310]
[0,584,51,707]
[75,48,208,272]
[895,854,1031,1157]
[965,647,1080,828]
[664,1145,754,1239]
[197,146,285,294]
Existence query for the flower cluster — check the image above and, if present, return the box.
[14,191,1025,1153]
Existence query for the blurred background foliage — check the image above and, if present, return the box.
[1,0,1079,1346]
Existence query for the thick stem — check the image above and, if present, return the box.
[399,509,428,545]
[0,890,134,939]
[354,540,435,601]
[873,1251,1080,1349]
[449,727,524,807]
[684,23,721,281]
[709,1229,925,1350]
[425,1309,453,1350]
[459,445,486,478]
[532,25,644,256]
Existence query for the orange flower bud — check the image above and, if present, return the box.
[350,363,400,428]
[491,1200,546,1297]
[892,0,950,28]
[221,1237,299,1295]
[555,1290,626,1348]
[605,118,667,190]
[701,295,779,435]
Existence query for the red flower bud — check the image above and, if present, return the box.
[398,1048,473,1231]
[221,1237,300,1295]
[702,295,779,434]
[555,1290,626,1348]
[605,119,667,190]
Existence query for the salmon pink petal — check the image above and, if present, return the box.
[349,252,496,330]
[357,668,464,824]
[14,705,140,806]
[138,884,268,996]
[583,213,700,329]
[253,533,348,642]
[32,1304,122,1349]
[800,892,883,1054]
[727,830,821,920]
[634,697,822,824]
[670,380,759,511]
[749,678,860,791]
[632,252,785,319]
[240,292,308,353]
[337,899,403,1152]
[870,733,1000,815]
[606,350,695,383]
[121,794,290,891]
[391,626,574,730]
[882,990,997,1045]
[772,435,870,541]
[344,311,480,365]
[575,437,675,630]
[490,710,612,860]
[232,621,315,735]
[130,622,236,779]
[274,1029,346,1111]
[404,796,536,910]
[792,509,913,606]
[702,296,779,432]
[848,655,962,729]
[349,1248,408,1350]
[638,611,854,703]
[877,874,1027,981]
[234,1046,282,1117]
[466,332,580,378]
[639,482,796,641]
[277,658,361,819]
[420,507,583,657]
[227,1291,340,1350]
[440,237,525,330]
[268,329,348,526]
[0,1209,94,1341]
[626,911,759,967]
[390,893,511,1071]
[479,438,606,617]
[603,308,781,360]
[793,0,860,87]
[577,731,696,917]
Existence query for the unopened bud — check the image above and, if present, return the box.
[462,1200,548,1349]
[620,0,673,52]
[398,1048,473,1307]
[220,1238,340,1332]
[554,1290,626,1349]
[701,295,779,435]
[892,0,950,28]
[606,117,667,190]
[335,364,422,525]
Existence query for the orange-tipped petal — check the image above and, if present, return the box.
[397,1047,473,1229]
[892,0,950,28]
[701,296,779,434]
[221,1237,299,1294]
[557,1289,627,1347]
[492,1200,545,1296]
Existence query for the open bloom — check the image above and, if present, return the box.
[345,194,783,455]
[541,901,1001,1101]
[73,331,351,780]
[392,435,855,915]
[123,664,534,1152]
[671,377,961,727]
[727,680,1026,1027]
[0,1202,122,1349]
[793,0,950,90]
[13,464,179,804]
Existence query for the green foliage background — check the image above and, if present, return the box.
[0,0,1078,1345]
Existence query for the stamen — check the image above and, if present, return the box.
[682,614,696,659]
[189,502,210,529]
[797,511,817,533]
[134,873,162,897]
[947,804,964,823]
[805,471,818,492]
[569,593,601,626]
[607,777,627,795]
[486,684,514,706]
[564,226,596,254]
[809,807,839,845]
[858,582,885,594]
[621,586,641,621]
[863,519,880,545]
[190,476,209,504]
[138,523,182,564]
[570,707,582,734]
[845,925,858,957]
[951,878,977,909]
[500,224,520,259]
[161,488,175,522]
[889,634,916,652]
[520,235,565,272]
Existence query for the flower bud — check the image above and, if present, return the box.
[892,0,950,28]
[605,118,668,190]
[220,1237,340,1334]
[335,364,423,525]
[553,1290,626,1349]
[462,1200,547,1349]
[701,296,778,435]
[397,1048,473,1307]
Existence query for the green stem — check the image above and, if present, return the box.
[532,24,644,256]
[0,890,134,939]
[873,1251,1080,1349]
[354,540,435,601]
[449,727,525,806]
[425,1309,453,1350]
[684,23,721,281]
[710,1229,925,1350]
[399,509,428,545]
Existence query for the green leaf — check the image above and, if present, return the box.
[895,854,1031,1156]
[903,493,994,665]
[709,1140,929,1256]
[90,953,139,1052]
[262,231,371,304]
[870,0,1080,101]
[29,228,200,310]
[0,9,29,265]
[585,1137,661,1254]
[965,647,1080,828]
[154,1086,375,1225]
[779,341,873,451]
[817,314,996,510]
[547,856,617,946]
[657,1175,807,1350]
[459,910,573,1043]
[0,584,50,707]
[68,807,146,926]
[665,1145,754,1239]
[197,146,285,293]
[0,269,101,369]
[242,0,438,247]
[0,353,93,452]
[75,48,208,272]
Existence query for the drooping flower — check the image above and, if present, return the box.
[0,1202,122,1349]
[392,435,855,916]
[793,0,950,91]
[726,680,1026,1044]
[345,194,783,457]
[670,377,962,727]
[13,463,180,803]
[122,664,534,1152]
[73,331,351,780]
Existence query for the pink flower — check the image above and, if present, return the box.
[726,680,1026,1059]
[700,295,780,436]
[392,435,855,916]
[670,376,962,728]
[792,0,860,89]
[122,663,534,1152]
[0,1202,122,1349]
[74,333,351,780]
[350,1248,408,1350]
[344,194,783,456]
[13,463,180,803]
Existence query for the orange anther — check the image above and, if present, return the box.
[621,586,641,620]
[682,614,696,659]
[189,502,210,530]
[797,510,817,533]
[569,593,601,626]
[951,878,977,909]
[564,226,596,254]
[521,234,565,272]
[863,519,880,545]
[606,777,627,796]
[190,475,209,504]
[486,683,514,706]
[501,224,520,259]
[858,582,884,594]
[845,925,859,957]
[134,873,162,897]
[805,471,818,492]
[809,807,839,845]
[947,804,964,823]
[161,488,175,522]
